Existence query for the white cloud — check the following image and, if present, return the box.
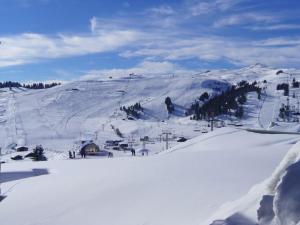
[214,12,277,27]
[215,0,242,11]
[80,60,196,80]
[1,1,300,71]
[119,35,300,67]
[90,17,98,33]
[1,25,298,69]
[253,38,300,47]
[148,5,175,16]
[249,24,300,31]
[189,2,214,16]
[0,30,141,67]
[187,0,243,16]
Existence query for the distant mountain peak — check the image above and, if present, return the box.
[239,63,272,72]
[249,63,269,69]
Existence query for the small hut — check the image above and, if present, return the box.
[80,141,100,155]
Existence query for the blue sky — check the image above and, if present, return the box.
[0,0,300,81]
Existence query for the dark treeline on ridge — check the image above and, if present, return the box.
[0,81,61,89]
[186,80,262,120]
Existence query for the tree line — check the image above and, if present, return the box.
[120,102,143,119]
[186,80,262,120]
[0,81,61,89]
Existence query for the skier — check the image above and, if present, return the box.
[72,151,76,159]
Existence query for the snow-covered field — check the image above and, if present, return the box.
[1,128,299,225]
[1,64,300,225]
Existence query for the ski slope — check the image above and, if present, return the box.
[1,64,298,158]
[1,65,300,225]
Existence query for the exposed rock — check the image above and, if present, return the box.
[257,195,275,224]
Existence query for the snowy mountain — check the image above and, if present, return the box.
[1,65,300,225]
[1,65,297,155]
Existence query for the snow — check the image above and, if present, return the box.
[205,141,300,225]
[0,66,297,157]
[1,65,300,225]
[1,128,299,225]
[275,158,300,225]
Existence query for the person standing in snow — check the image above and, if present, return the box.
[80,148,84,158]
[68,151,73,159]
[131,149,135,156]
[81,148,86,158]
[72,151,76,159]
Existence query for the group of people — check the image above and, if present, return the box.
[68,150,76,159]
[69,147,137,159]
[130,149,136,156]
[68,149,86,159]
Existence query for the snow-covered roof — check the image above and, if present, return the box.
[80,140,94,149]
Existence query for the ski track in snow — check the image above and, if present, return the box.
[4,90,26,148]
[256,73,277,129]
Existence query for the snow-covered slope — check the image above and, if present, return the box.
[206,139,300,225]
[0,73,230,154]
[1,65,299,158]
[1,65,300,225]
[1,127,299,225]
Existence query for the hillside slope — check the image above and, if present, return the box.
[1,65,300,225]
[1,65,298,158]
